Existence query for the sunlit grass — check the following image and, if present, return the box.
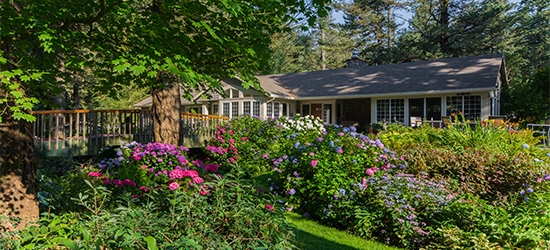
[285,212,402,250]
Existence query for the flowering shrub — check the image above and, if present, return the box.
[380,124,550,205]
[204,115,282,177]
[89,141,217,197]
[204,114,326,177]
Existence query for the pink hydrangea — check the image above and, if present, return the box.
[192,177,204,184]
[168,181,180,190]
[88,172,101,178]
[183,169,199,178]
[169,169,185,179]
[365,167,377,176]
[311,159,319,167]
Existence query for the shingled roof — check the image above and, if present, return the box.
[257,54,506,99]
[134,54,506,108]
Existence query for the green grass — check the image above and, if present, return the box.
[285,212,402,250]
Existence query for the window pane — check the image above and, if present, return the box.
[232,102,239,117]
[222,103,230,117]
[267,103,273,117]
[302,104,310,116]
[274,102,280,118]
[253,101,261,117]
[212,104,219,115]
[377,100,390,122]
[243,101,251,115]
[391,99,405,123]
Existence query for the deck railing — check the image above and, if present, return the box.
[31,109,229,156]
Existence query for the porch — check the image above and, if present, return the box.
[31,109,229,157]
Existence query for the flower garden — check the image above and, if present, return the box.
[2,115,550,249]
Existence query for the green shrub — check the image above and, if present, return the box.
[425,192,550,250]
[2,176,296,249]
[204,115,283,177]
[380,124,550,205]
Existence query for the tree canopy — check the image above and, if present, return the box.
[1,0,330,122]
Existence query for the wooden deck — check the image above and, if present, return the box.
[31,109,229,157]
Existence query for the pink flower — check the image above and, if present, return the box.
[141,164,148,170]
[311,159,318,167]
[338,132,344,136]
[199,186,210,195]
[182,169,199,178]
[241,137,247,141]
[229,138,235,144]
[193,177,204,184]
[112,179,123,186]
[88,172,101,178]
[122,179,136,186]
[168,181,180,190]
[265,204,274,212]
[262,153,269,159]
[230,158,235,164]
[309,152,315,156]
[169,169,185,179]
[365,167,377,176]
[205,163,219,173]
[362,178,367,189]
[139,186,150,193]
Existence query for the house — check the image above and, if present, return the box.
[134,54,507,130]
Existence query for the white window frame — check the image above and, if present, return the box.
[376,99,405,123]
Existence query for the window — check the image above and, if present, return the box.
[232,89,240,98]
[267,103,273,117]
[253,101,260,117]
[231,102,239,117]
[377,99,404,123]
[302,104,310,116]
[186,106,201,114]
[243,102,251,115]
[446,95,481,120]
[273,102,280,118]
[222,103,230,117]
[211,104,219,115]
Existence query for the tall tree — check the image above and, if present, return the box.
[1,0,329,228]
[339,0,402,65]
[398,0,515,60]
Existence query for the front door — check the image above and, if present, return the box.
[311,103,322,119]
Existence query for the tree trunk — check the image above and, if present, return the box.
[438,0,450,54]
[0,114,39,232]
[151,74,181,145]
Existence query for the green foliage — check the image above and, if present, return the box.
[380,124,550,205]
[3,176,296,249]
[204,114,326,178]
[204,115,283,177]
[425,193,550,250]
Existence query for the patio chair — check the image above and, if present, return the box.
[532,117,550,145]
[410,116,422,128]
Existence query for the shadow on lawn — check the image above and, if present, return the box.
[290,226,365,250]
